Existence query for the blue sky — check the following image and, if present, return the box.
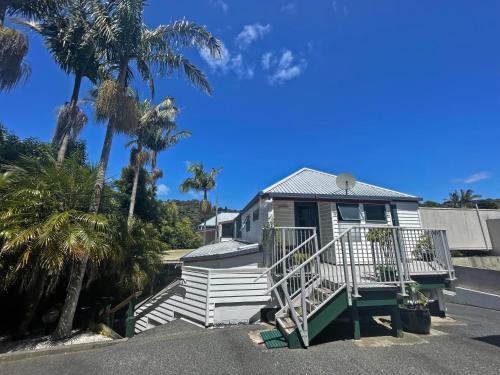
[1,0,500,209]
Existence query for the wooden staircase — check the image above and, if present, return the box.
[257,225,456,349]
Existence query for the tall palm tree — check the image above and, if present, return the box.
[142,97,191,192]
[445,189,481,208]
[0,0,65,91]
[180,162,223,228]
[0,153,110,337]
[18,0,101,163]
[126,97,190,229]
[53,0,222,340]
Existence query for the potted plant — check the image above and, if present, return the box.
[399,283,431,334]
[412,234,434,261]
[366,228,397,280]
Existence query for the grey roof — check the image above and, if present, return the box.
[197,212,239,228]
[261,168,419,201]
[181,240,259,261]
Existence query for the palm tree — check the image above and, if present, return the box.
[0,153,110,337]
[142,97,191,193]
[180,162,223,228]
[18,0,101,163]
[126,97,190,229]
[53,0,222,340]
[0,0,65,91]
[445,189,481,208]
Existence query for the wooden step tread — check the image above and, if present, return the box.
[277,316,297,335]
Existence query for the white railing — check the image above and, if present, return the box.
[257,225,455,347]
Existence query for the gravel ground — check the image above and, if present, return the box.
[1,303,499,375]
[0,331,112,354]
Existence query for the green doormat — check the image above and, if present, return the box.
[260,329,288,349]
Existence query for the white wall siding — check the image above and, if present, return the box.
[135,268,210,333]
[239,201,263,243]
[273,201,294,227]
[208,269,270,324]
[396,202,421,228]
[135,266,270,333]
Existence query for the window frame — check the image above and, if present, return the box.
[364,204,387,223]
[252,209,259,222]
[337,204,361,222]
[245,215,251,232]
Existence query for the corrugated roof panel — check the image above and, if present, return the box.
[262,168,417,200]
[198,212,239,227]
[181,240,259,261]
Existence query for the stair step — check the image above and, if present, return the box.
[277,316,297,336]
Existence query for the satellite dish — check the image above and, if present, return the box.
[336,173,356,195]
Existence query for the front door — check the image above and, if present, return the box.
[294,202,321,246]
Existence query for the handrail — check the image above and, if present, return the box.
[254,232,317,282]
[134,279,180,310]
[104,291,142,316]
[267,228,352,294]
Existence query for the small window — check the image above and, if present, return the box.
[245,216,251,232]
[253,209,259,221]
[337,204,360,222]
[365,204,387,223]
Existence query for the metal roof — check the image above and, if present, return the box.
[197,212,239,228]
[261,168,419,201]
[181,240,259,261]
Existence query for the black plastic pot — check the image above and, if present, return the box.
[399,306,431,334]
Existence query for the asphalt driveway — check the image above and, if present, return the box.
[2,303,500,375]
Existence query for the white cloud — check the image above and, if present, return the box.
[462,171,492,184]
[210,0,228,13]
[261,52,274,70]
[281,2,297,15]
[199,42,254,79]
[235,23,271,50]
[157,184,170,196]
[264,49,307,85]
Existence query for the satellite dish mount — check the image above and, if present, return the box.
[336,173,356,196]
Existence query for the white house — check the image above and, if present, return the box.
[135,168,454,347]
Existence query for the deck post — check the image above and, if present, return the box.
[125,299,136,338]
[391,229,407,297]
[391,297,403,338]
[300,267,309,346]
[351,299,361,340]
[347,231,360,299]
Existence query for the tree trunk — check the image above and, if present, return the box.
[127,144,142,230]
[55,74,82,164]
[203,190,208,229]
[0,4,6,26]
[52,62,128,340]
[16,270,47,338]
[52,124,115,340]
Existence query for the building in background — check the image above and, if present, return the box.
[420,207,500,255]
[197,212,239,245]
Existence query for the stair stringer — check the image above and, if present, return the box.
[285,288,349,349]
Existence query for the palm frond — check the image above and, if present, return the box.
[0,27,30,91]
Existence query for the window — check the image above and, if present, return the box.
[235,216,242,238]
[245,216,251,232]
[337,204,360,222]
[253,209,259,221]
[364,204,387,223]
